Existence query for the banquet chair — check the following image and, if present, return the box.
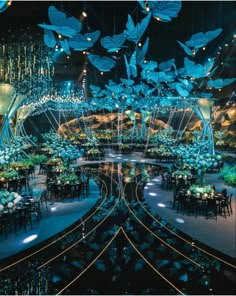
[0,213,11,239]
[219,195,231,218]
[205,198,217,220]
[40,189,49,208]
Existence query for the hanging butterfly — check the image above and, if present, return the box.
[135,37,149,65]
[100,32,126,52]
[138,0,182,22]
[207,78,236,89]
[124,52,137,79]
[0,0,9,13]
[184,57,214,78]
[120,78,134,86]
[197,92,213,98]
[68,31,100,51]
[89,85,101,96]
[124,13,151,44]
[88,54,116,72]
[140,60,158,70]
[38,5,82,38]
[159,58,175,71]
[105,83,124,93]
[43,29,56,48]
[59,39,71,55]
[177,28,222,56]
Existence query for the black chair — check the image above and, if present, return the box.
[40,189,49,208]
[219,195,231,218]
[205,198,217,220]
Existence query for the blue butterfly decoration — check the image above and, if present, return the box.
[100,32,126,52]
[141,60,158,70]
[88,54,116,72]
[38,5,82,38]
[132,84,144,94]
[135,37,149,65]
[207,78,236,89]
[43,29,56,48]
[105,83,124,93]
[159,58,175,71]
[124,52,137,79]
[197,92,213,98]
[177,28,222,56]
[68,31,100,51]
[142,70,173,83]
[0,0,9,13]
[89,84,101,95]
[175,79,193,97]
[120,78,134,86]
[124,13,151,44]
[186,28,222,48]
[160,98,172,107]
[184,57,214,78]
[59,39,71,55]
[138,0,182,22]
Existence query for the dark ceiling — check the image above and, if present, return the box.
[0,1,235,98]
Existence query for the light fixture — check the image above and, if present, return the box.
[82,11,87,17]
[23,234,38,244]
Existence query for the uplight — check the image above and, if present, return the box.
[157,203,165,207]
[176,218,185,224]
[23,234,38,244]
[149,192,157,196]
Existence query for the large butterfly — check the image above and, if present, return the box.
[135,37,149,65]
[184,57,214,78]
[120,78,135,86]
[88,54,116,72]
[177,28,222,56]
[125,13,151,43]
[140,60,158,71]
[207,78,236,89]
[38,5,82,38]
[124,52,137,79]
[138,0,182,22]
[100,32,126,52]
[69,31,100,51]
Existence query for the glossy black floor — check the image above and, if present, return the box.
[0,162,235,295]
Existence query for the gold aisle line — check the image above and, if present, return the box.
[135,174,236,269]
[121,228,185,296]
[0,172,108,272]
[38,174,122,269]
[122,183,202,269]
